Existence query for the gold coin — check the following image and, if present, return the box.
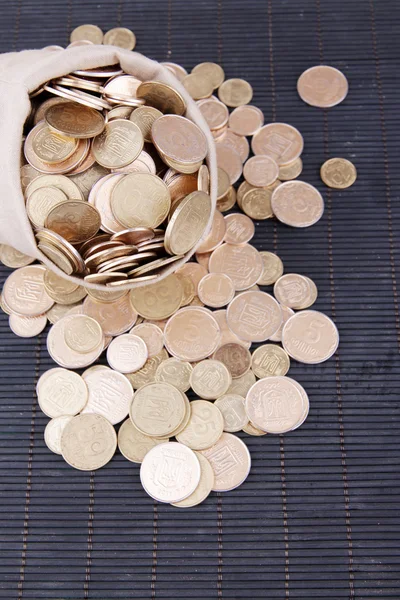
[215,143,242,184]
[45,102,105,138]
[118,418,168,464]
[269,305,294,343]
[216,167,230,200]
[279,157,303,181]
[274,273,313,308]
[198,98,229,131]
[216,129,249,163]
[192,62,225,88]
[46,302,82,324]
[213,309,251,350]
[177,263,208,295]
[197,273,235,308]
[44,271,86,304]
[282,309,339,364]
[28,121,78,164]
[70,24,103,44]
[190,359,232,400]
[102,74,141,101]
[245,376,305,434]
[164,191,212,255]
[257,251,284,286]
[183,73,214,100]
[111,227,155,246]
[129,274,183,320]
[155,357,193,392]
[107,333,148,373]
[129,105,162,143]
[243,155,279,187]
[176,272,196,306]
[223,213,255,245]
[61,413,116,471]
[36,228,86,273]
[0,245,34,268]
[195,251,211,271]
[195,209,226,254]
[200,432,251,491]
[87,286,127,303]
[171,452,214,508]
[252,123,304,165]
[176,400,224,450]
[214,394,248,432]
[81,367,133,424]
[208,243,263,291]
[197,164,210,194]
[164,307,220,361]
[297,65,348,108]
[47,314,104,368]
[26,173,84,201]
[140,442,200,503]
[26,186,68,228]
[3,265,54,317]
[44,415,73,455]
[241,187,273,220]
[33,97,70,126]
[227,370,256,396]
[111,172,170,229]
[38,241,74,275]
[20,163,41,192]
[320,157,357,189]
[136,80,186,115]
[226,290,282,342]
[161,62,188,82]
[107,106,134,121]
[218,78,253,107]
[213,343,251,379]
[92,119,143,168]
[37,367,88,417]
[130,382,186,437]
[251,344,290,378]
[9,313,47,338]
[228,105,264,136]
[243,421,267,437]
[217,186,237,212]
[152,115,208,168]
[271,181,324,227]
[103,27,136,49]
[64,314,103,353]
[45,200,101,244]
[125,348,168,389]
[129,323,164,357]
[83,293,137,336]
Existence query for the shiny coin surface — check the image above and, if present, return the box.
[200,432,251,491]
[83,293,137,336]
[92,119,143,168]
[70,24,103,44]
[130,323,164,357]
[140,442,200,503]
[63,314,103,353]
[243,155,279,187]
[103,27,136,49]
[320,157,357,189]
[279,157,303,181]
[213,343,252,379]
[297,65,348,108]
[214,394,248,432]
[129,274,183,320]
[45,200,101,244]
[252,123,304,165]
[224,213,255,245]
[130,382,186,437]
[228,105,264,136]
[271,181,324,227]
[61,413,117,471]
[176,400,224,450]
[251,344,290,378]
[197,273,235,308]
[195,210,226,254]
[176,262,208,293]
[155,357,193,392]
[218,78,253,107]
[136,80,186,115]
[273,273,313,309]
[130,105,162,142]
[213,309,251,350]
[107,334,148,373]
[190,359,232,400]
[164,307,220,361]
[209,243,263,291]
[45,102,105,138]
[3,265,54,317]
[0,244,34,268]
[118,418,167,464]
[282,309,339,364]
[241,187,274,220]
[198,98,229,131]
[227,291,282,342]
[183,72,214,100]
[44,415,73,455]
[216,129,249,163]
[165,191,212,255]
[172,452,214,508]
[9,313,47,338]
[257,251,284,285]
[192,62,225,88]
[152,115,207,168]
[37,367,88,417]
[26,186,68,228]
[47,314,104,368]
[27,121,78,164]
[81,367,133,424]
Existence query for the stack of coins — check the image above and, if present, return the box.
[0,26,352,507]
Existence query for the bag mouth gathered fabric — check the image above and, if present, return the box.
[0,44,217,290]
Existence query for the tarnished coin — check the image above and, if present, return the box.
[64,314,103,353]
[190,359,231,400]
[200,432,251,491]
[125,349,168,389]
[218,78,253,107]
[245,376,305,434]
[27,121,78,164]
[257,252,284,285]
[9,313,47,338]
[273,273,313,309]
[176,400,224,450]
[214,394,248,432]
[140,442,200,503]
[83,294,137,336]
[129,274,183,320]
[81,368,133,424]
[70,24,103,44]
[213,343,251,379]
[37,367,88,417]
[241,187,274,220]
[213,309,251,350]
[103,27,136,49]
[44,415,73,455]
[118,418,168,464]
[252,123,304,165]
[227,370,256,397]
[61,413,117,471]
[243,155,279,187]
[92,119,144,168]
[45,200,101,244]
[192,62,225,88]
[155,357,193,392]
[45,102,105,138]
[320,157,357,189]
[136,81,186,115]
[164,307,220,361]
[197,273,235,308]
[0,245,34,268]
[47,314,104,368]
[130,382,186,437]
[3,265,54,317]
[26,186,68,228]
[279,157,303,181]
[130,105,162,142]
[297,65,348,108]
[152,115,208,170]
[269,306,294,342]
[165,191,212,255]
[282,309,339,364]
[172,452,214,508]
[195,210,226,254]
[228,105,264,136]
[208,243,263,291]
[106,334,148,373]
[224,213,255,245]
[129,323,164,357]
[251,344,290,378]
[271,181,324,227]
[227,291,282,342]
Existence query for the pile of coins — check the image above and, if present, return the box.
[0,25,354,507]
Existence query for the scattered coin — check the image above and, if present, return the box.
[214,394,248,432]
[44,415,73,454]
[61,413,117,470]
[273,273,315,309]
[320,157,357,189]
[129,274,183,320]
[70,24,103,44]
[171,452,214,508]
[252,122,303,165]
[103,27,136,49]
[176,400,224,450]
[223,213,255,245]
[269,306,294,342]
[218,78,253,107]
[244,155,279,187]
[271,181,324,227]
[213,343,252,379]
[228,105,264,136]
[208,243,263,291]
[130,382,186,437]
[107,333,148,373]
[118,418,168,464]
[257,251,284,285]
[63,314,103,353]
[282,310,339,364]
[297,65,348,108]
[251,344,290,378]
[9,313,47,337]
[197,273,235,308]
[37,367,88,417]
[190,359,232,400]
[164,307,221,361]
[227,291,282,342]
[155,357,193,392]
[81,367,133,424]
[200,432,251,491]
[279,157,303,181]
[3,265,54,317]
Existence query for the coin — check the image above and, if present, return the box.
[26,173,84,201]
[129,323,164,357]
[164,307,220,361]
[164,191,211,256]
[197,273,235,308]
[243,155,279,187]
[37,367,88,417]
[213,343,251,379]
[217,186,236,212]
[228,105,264,136]
[257,252,284,285]
[103,27,136,49]
[297,65,348,108]
[218,78,253,107]
[45,200,101,244]
[227,291,282,342]
[282,309,339,364]
[223,213,255,245]
[198,97,229,131]
[47,314,104,368]
[152,115,208,169]
[92,119,143,168]
[245,376,305,434]
[136,81,186,115]
[269,306,294,342]
[214,394,248,432]
[130,382,186,437]
[215,143,242,184]
[70,24,103,44]
[83,293,137,336]
[176,399,224,451]
[61,413,117,471]
[252,123,304,165]
[27,121,78,164]
[155,357,193,392]
[195,251,211,271]
[200,432,251,491]
[190,359,231,400]
[183,73,214,100]
[227,370,256,396]
[106,334,148,373]
[243,421,267,437]
[241,187,273,220]
[125,349,168,389]
[271,181,324,227]
[195,210,226,254]
[118,418,168,464]
[64,314,103,353]
[172,452,214,508]
[44,415,73,455]
[80,367,133,424]
[208,243,263,291]
[273,273,313,308]
[129,274,183,319]
[213,309,251,350]
[111,227,155,246]
[176,272,196,306]
[0,245,34,268]
[3,265,54,317]
[251,344,290,378]
[192,62,225,88]
[140,442,200,503]
[216,129,249,163]
[320,157,357,189]
[8,313,47,337]
[45,102,105,138]
[161,62,188,81]
[46,302,80,324]
[26,183,69,228]
[129,106,162,142]
[279,157,303,181]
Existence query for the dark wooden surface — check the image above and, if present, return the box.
[0,0,399,598]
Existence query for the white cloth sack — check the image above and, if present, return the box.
[0,45,217,290]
